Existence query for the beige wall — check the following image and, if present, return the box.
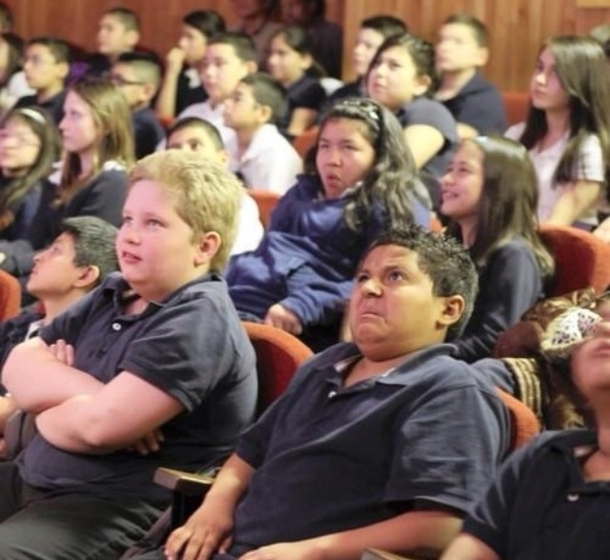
[4,0,610,90]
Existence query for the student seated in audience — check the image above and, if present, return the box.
[329,15,407,104]
[177,32,258,145]
[0,107,60,241]
[155,10,226,120]
[267,25,327,139]
[0,77,134,282]
[506,35,610,229]
[0,33,34,117]
[0,216,119,456]
[279,0,343,79]
[441,135,554,362]
[367,32,458,211]
[110,52,165,159]
[13,37,71,125]
[225,98,431,350]
[0,150,258,558]
[87,6,140,77]
[441,307,610,560]
[434,13,507,139]
[228,0,282,68]
[166,116,264,255]
[133,226,510,560]
[223,72,302,195]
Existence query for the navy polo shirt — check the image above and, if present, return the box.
[464,429,610,560]
[441,72,507,135]
[15,272,257,504]
[229,342,510,552]
[13,89,67,126]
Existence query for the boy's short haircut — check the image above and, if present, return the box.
[61,216,119,284]
[364,226,479,342]
[116,51,161,90]
[442,13,489,47]
[167,117,225,152]
[27,37,72,64]
[128,151,243,272]
[240,73,287,126]
[183,10,226,39]
[361,15,408,38]
[207,32,258,64]
[104,6,140,32]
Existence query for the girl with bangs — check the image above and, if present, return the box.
[441,135,554,362]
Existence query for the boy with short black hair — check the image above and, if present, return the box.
[14,37,71,125]
[87,6,141,77]
[224,72,302,194]
[0,150,258,558]
[150,226,511,560]
[434,13,507,139]
[111,51,165,159]
[177,32,258,144]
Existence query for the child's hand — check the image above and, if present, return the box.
[49,339,75,366]
[264,304,303,335]
[128,428,164,455]
[165,47,186,74]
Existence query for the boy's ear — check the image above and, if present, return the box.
[57,61,70,81]
[74,265,100,290]
[194,231,222,267]
[475,46,489,67]
[257,103,273,125]
[126,29,140,49]
[141,81,157,103]
[436,294,465,329]
[245,60,258,75]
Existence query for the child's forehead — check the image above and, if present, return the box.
[169,125,214,143]
[101,14,127,29]
[441,22,478,42]
[206,43,240,60]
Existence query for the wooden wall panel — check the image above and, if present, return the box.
[3,0,610,91]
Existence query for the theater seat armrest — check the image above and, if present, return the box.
[154,467,215,497]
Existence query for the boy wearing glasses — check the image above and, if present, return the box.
[110,52,165,159]
[13,37,71,125]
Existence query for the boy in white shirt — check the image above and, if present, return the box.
[224,73,303,194]
[166,117,264,254]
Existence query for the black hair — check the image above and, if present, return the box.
[104,6,140,32]
[364,226,478,341]
[368,32,438,97]
[167,117,224,151]
[361,15,408,37]
[61,216,119,284]
[182,10,226,39]
[207,31,258,64]
[240,72,287,126]
[27,36,72,65]
[442,13,489,47]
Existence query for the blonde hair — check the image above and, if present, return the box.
[58,77,135,205]
[128,150,243,271]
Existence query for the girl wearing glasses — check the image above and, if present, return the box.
[0,107,60,241]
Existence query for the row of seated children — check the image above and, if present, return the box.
[0,143,515,556]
